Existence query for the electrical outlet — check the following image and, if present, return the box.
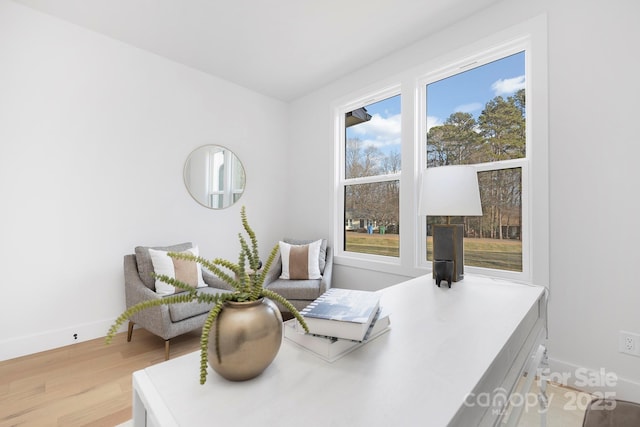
[619,331,640,356]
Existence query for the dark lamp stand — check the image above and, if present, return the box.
[419,166,483,287]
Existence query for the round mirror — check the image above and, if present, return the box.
[183,145,246,209]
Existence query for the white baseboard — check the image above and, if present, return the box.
[0,318,127,362]
[549,357,640,403]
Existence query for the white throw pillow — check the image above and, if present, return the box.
[148,246,206,295]
[279,240,322,280]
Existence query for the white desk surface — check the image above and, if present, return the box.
[134,274,545,427]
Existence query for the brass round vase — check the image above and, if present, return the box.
[208,298,283,381]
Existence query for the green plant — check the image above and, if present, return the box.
[106,206,309,384]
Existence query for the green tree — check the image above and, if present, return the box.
[476,90,525,239]
[427,112,481,166]
[426,90,525,241]
[477,90,526,161]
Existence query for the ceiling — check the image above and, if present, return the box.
[13,0,501,101]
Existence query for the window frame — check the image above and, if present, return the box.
[417,39,533,282]
[334,85,403,266]
[331,16,548,286]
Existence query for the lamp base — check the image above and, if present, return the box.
[433,260,454,287]
[432,224,464,282]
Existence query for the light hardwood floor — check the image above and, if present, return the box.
[0,328,202,427]
[1,330,589,426]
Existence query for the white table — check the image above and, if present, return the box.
[132,274,547,427]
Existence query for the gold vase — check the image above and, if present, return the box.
[208,298,283,381]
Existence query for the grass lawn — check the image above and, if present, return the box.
[345,233,522,272]
[345,233,400,257]
[457,238,522,272]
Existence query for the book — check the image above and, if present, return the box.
[300,288,381,341]
[302,307,382,342]
[284,309,391,362]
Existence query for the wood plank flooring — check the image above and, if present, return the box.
[1,329,589,426]
[0,328,202,427]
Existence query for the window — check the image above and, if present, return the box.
[422,50,529,276]
[333,17,548,283]
[339,92,401,258]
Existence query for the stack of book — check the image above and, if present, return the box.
[284,288,391,362]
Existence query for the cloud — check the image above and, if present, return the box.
[454,102,483,114]
[351,113,401,148]
[426,116,442,132]
[491,75,525,96]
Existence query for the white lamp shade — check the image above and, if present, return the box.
[419,165,483,216]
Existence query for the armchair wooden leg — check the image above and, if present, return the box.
[127,321,134,342]
[165,340,170,361]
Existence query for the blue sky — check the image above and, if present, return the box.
[347,51,525,157]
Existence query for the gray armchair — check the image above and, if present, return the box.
[124,242,231,360]
[264,238,333,312]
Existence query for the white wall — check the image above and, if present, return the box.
[288,0,640,400]
[0,0,290,360]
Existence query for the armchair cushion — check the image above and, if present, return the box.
[283,238,328,274]
[135,242,193,290]
[149,246,206,295]
[279,239,322,280]
[265,278,325,301]
[264,242,333,313]
[167,287,226,322]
